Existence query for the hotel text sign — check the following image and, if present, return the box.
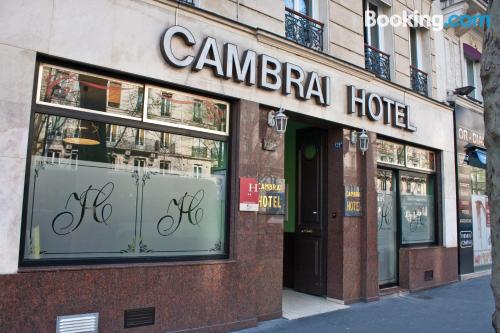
[160,26,416,132]
[161,25,331,106]
[348,86,417,132]
[258,177,286,215]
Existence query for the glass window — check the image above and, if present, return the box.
[146,86,229,135]
[377,140,405,166]
[409,28,419,68]
[471,167,486,195]
[286,0,312,16]
[400,173,435,244]
[406,146,435,171]
[37,64,144,119]
[23,113,228,261]
[367,3,380,49]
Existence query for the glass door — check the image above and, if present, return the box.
[377,169,398,285]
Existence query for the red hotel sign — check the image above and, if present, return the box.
[239,177,259,211]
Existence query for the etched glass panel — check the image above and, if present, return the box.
[400,173,435,244]
[377,169,397,285]
[24,114,227,261]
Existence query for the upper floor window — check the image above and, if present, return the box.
[364,1,391,81]
[409,27,429,96]
[465,56,481,101]
[286,0,312,16]
[284,0,323,51]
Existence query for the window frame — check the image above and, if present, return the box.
[376,137,440,248]
[20,56,235,267]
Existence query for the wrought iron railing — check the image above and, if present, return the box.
[285,8,324,51]
[410,66,428,96]
[192,146,208,158]
[441,0,488,9]
[365,44,391,81]
[177,0,194,5]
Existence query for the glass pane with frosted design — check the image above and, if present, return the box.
[377,169,397,285]
[24,114,227,261]
[400,174,435,244]
[38,65,144,118]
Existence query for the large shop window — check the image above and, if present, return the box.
[22,63,230,264]
[377,139,437,245]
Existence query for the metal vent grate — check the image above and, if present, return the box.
[56,313,98,333]
[124,307,155,329]
[424,270,434,281]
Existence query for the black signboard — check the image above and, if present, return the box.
[344,185,362,217]
[455,105,486,274]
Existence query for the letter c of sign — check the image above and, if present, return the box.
[161,26,196,68]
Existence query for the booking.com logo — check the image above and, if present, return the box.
[365,10,491,31]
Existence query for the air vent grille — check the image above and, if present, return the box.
[424,270,434,281]
[56,313,98,333]
[124,307,155,329]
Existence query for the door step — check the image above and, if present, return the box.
[379,286,409,297]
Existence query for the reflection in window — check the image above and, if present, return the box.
[377,140,405,166]
[24,113,228,261]
[135,128,145,146]
[160,93,172,116]
[406,146,435,171]
[376,169,393,193]
[146,86,228,135]
[471,167,486,195]
[38,64,144,118]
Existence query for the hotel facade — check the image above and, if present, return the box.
[0,0,477,331]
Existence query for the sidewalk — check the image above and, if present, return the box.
[235,276,494,333]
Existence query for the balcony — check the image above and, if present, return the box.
[285,7,324,51]
[364,44,391,81]
[410,66,429,96]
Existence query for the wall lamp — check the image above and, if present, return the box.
[447,86,476,105]
[267,107,288,135]
[350,129,370,155]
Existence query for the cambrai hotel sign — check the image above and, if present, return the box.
[160,25,416,132]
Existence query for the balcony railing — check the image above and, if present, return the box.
[410,66,429,96]
[441,0,488,9]
[177,0,194,5]
[192,146,208,158]
[364,44,391,81]
[285,8,324,51]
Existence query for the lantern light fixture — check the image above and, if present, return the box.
[359,129,369,155]
[268,107,288,135]
[350,129,370,155]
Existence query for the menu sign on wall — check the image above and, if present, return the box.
[258,177,286,215]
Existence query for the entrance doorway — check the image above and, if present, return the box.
[376,169,398,286]
[283,118,327,297]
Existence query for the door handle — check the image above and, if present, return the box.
[312,211,318,215]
